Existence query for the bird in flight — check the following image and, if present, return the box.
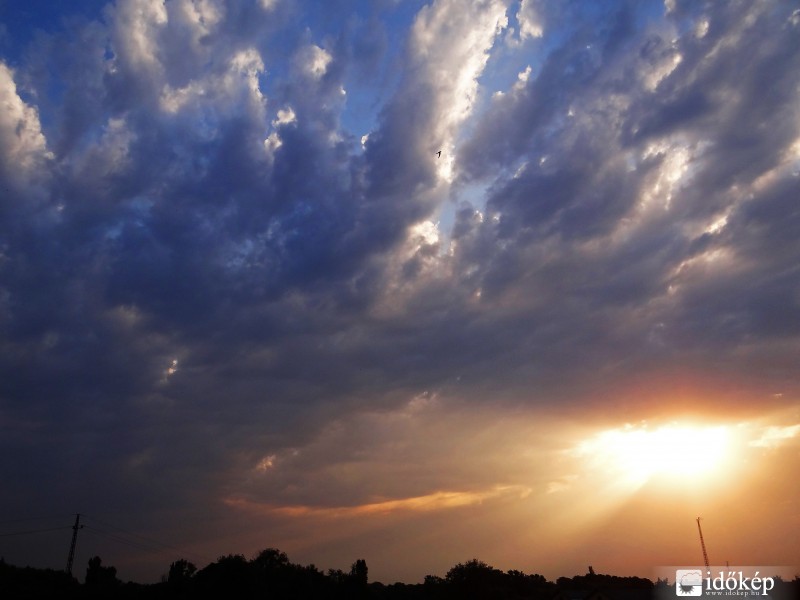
[436,150,441,158]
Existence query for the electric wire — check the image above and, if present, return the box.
[0,514,74,526]
[82,526,161,553]
[1,513,214,568]
[0,526,72,537]
[80,514,212,566]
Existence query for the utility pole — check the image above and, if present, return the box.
[696,517,710,570]
[66,513,83,577]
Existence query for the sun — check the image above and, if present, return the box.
[575,422,733,490]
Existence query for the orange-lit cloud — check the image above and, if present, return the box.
[748,423,800,448]
[225,485,532,520]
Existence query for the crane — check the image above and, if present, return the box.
[696,517,710,570]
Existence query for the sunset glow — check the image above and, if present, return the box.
[575,423,733,489]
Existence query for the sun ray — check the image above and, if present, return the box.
[574,422,734,491]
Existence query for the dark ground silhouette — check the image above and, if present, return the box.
[1,552,797,600]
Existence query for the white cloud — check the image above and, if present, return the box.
[169,0,224,50]
[638,139,692,210]
[299,44,332,80]
[695,18,710,39]
[161,358,179,383]
[516,65,532,87]
[264,131,282,153]
[409,0,509,163]
[108,0,169,80]
[642,49,682,92]
[229,48,267,111]
[256,454,277,472]
[517,0,544,39]
[160,47,266,118]
[273,107,297,126]
[100,117,136,171]
[0,63,52,186]
[370,219,448,318]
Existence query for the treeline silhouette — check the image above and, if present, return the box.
[2,551,798,600]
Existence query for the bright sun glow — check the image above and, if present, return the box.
[576,423,732,489]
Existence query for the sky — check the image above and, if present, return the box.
[0,0,799,586]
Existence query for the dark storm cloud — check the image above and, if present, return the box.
[0,0,455,527]
[448,0,800,392]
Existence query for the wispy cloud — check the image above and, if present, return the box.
[748,424,800,448]
[226,485,532,519]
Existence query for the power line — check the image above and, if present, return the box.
[0,514,74,526]
[83,526,163,553]
[80,514,212,565]
[0,526,72,537]
[1,513,213,568]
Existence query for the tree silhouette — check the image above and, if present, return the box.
[193,553,254,597]
[350,559,368,586]
[166,557,197,597]
[168,558,197,584]
[251,547,328,598]
[11,547,767,600]
[84,555,120,590]
[252,547,290,571]
[445,559,505,599]
[0,559,78,597]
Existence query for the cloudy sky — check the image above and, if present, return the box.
[1,0,799,584]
